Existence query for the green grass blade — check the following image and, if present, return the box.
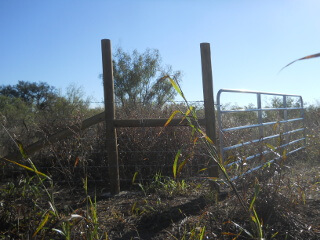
[180,107,193,124]
[198,129,214,144]
[33,212,50,237]
[252,207,263,238]
[167,77,184,99]
[185,106,193,117]
[198,168,207,173]
[177,159,188,178]
[199,226,206,240]
[173,149,181,179]
[282,149,287,160]
[273,122,279,132]
[250,179,260,210]
[132,172,139,184]
[16,139,28,159]
[2,157,51,180]
[265,143,276,151]
[165,110,182,127]
[250,195,257,211]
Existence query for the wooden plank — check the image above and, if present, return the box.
[114,118,206,127]
[101,39,120,194]
[1,113,204,162]
[200,43,219,191]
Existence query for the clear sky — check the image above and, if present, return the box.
[1,0,320,107]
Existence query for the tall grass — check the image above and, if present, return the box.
[163,75,266,239]
[0,123,106,239]
[1,75,319,239]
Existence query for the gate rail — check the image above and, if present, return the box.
[217,89,306,180]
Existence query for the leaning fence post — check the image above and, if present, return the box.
[200,43,219,191]
[101,39,120,194]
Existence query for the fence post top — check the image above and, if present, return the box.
[200,42,211,47]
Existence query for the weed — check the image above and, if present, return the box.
[164,75,266,239]
[0,123,106,239]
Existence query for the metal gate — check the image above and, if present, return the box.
[216,89,306,180]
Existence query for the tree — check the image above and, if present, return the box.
[0,81,93,155]
[0,81,58,110]
[107,47,181,107]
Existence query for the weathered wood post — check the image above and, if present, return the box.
[101,39,120,194]
[200,43,219,191]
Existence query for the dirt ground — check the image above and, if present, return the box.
[82,160,320,240]
[1,158,319,239]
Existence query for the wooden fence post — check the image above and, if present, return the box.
[101,39,120,194]
[200,43,219,191]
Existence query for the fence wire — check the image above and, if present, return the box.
[1,96,307,191]
[1,101,214,191]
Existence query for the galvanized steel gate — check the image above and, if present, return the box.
[216,89,306,180]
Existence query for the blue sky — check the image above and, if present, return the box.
[1,0,320,107]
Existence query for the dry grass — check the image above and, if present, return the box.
[1,101,320,239]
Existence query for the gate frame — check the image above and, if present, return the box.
[216,89,306,179]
